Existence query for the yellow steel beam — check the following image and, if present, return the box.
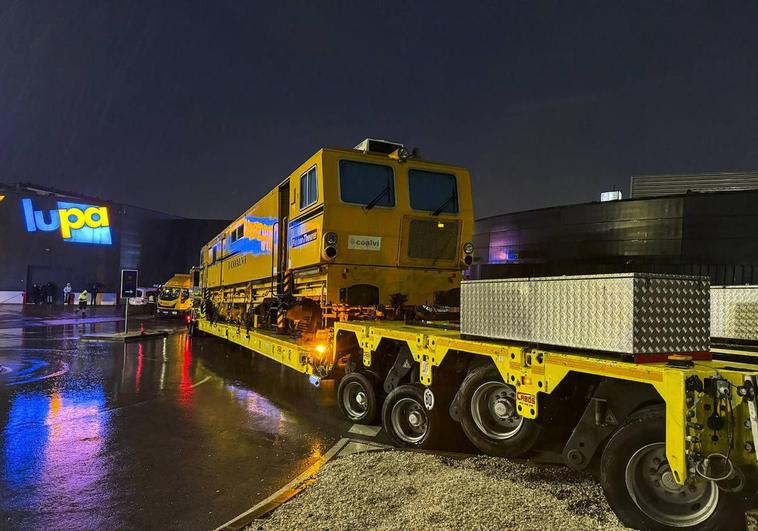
[198,319,317,376]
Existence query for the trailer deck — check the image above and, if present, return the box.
[196,314,758,529]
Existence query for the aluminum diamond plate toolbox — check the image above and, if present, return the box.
[711,285,758,341]
[460,274,710,355]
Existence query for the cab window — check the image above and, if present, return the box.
[230,225,244,243]
[299,166,318,209]
[339,160,395,207]
[408,169,458,213]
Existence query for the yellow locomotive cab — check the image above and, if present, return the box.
[198,138,474,334]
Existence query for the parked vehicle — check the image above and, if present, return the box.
[129,287,157,305]
[157,274,191,316]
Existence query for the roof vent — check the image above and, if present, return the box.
[354,138,405,155]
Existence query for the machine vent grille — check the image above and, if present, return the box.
[407,219,459,261]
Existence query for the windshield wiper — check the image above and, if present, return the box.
[431,192,457,216]
[364,185,391,211]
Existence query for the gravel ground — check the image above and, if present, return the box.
[248,450,625,531]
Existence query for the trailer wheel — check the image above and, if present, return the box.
[382,384,443,448]
[337,371,379,424]
[457,365,541,457]
[601,406,740,531]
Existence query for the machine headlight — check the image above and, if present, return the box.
[325,232,338,246]
[463,242,474,255]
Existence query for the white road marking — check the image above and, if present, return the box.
[348,423,382,437]
[191,375,211,388]
[213,437,350,531]
[8,362,69,386]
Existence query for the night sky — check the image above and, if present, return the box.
[2,1,757,220]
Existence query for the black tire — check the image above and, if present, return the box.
[382,384,445,449]
[337,371,379,424]
[457,364,541,457]
[601,406,741,531]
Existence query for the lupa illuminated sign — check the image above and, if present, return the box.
[22,198,112,245]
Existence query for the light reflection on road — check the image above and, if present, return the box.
[0,318,348,530]
[3,387,111,531]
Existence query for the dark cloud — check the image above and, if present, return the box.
[1,1,757,218]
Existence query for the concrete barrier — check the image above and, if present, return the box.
[0,291,24,304]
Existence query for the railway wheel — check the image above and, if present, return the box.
[337,371,379,424]
[457,365,541,457]
[382,384,444,449]
[601,406,740,531]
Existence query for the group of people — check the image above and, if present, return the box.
[29,282,99,306]
[29,282,57,304]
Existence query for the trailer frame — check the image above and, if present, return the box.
[334,320,758,486]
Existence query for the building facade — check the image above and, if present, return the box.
[630,171,758,198]
[0,183,228,303]
[473,189,758,285]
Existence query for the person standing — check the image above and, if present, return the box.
[32,284,41,304]
[63,283,72,305]
[91,284,98,306]
[78,289,88,317]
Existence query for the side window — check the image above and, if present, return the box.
[230,225,244,243]
[339,160,395,207]
[299,166,318,209]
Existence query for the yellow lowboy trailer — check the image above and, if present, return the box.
[193,312,758,530]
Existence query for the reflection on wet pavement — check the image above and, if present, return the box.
[0,316,350,530]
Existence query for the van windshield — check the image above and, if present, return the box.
[160,288,180,301]
[408,169,458,213]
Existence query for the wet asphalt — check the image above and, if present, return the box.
[0,305,351,530]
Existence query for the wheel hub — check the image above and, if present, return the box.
[659,469,680,492]
[390,397,428,444]
[493,398,515,419]
[626,442,719,527]
[470,381,524,441]
[341,380,370,420]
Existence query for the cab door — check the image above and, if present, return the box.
[276,182,290,294]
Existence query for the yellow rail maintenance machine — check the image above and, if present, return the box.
[191,139,758,531]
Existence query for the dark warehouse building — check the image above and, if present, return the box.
[473,184,758,286]
[0,183,228,304]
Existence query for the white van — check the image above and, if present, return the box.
[129,287,157,305]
